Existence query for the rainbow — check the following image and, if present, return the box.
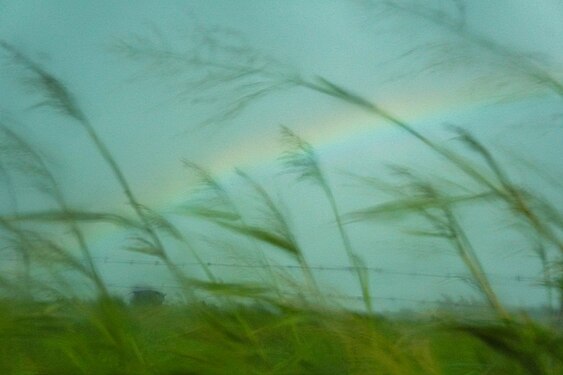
[89,84,534,251]
[144,86,497,212]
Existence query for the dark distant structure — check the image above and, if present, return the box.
[130,287,165,306]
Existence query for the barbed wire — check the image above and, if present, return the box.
[0,255,542,285]
[1,255,552,311]
[90,256,539,284]
[100,282,523,311]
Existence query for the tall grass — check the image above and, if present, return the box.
[0,123,106,295]
[0,41,178,284]
[0,1,561,373]
[279,126,373,313]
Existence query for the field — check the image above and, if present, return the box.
[0,297,560,375]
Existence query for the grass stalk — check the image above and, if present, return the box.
[235,169,323,301]
[0,125,108,295]
[280,126,372,312]
[441,206,510,320]
[182,161,281,295]
[0,41,194,291]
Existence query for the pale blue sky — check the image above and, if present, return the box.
[0,1,561,310]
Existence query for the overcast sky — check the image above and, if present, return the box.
[0,0,561,310]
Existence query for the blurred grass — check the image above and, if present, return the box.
[1,297,560,375]
[0,1,562,373]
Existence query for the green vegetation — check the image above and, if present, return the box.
[1,297,560,375]
[0,1,562,374]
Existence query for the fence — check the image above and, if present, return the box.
[0,254,551,313]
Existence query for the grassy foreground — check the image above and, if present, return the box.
[0,296,560,375]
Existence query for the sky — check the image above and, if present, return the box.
[0,0,561,311]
